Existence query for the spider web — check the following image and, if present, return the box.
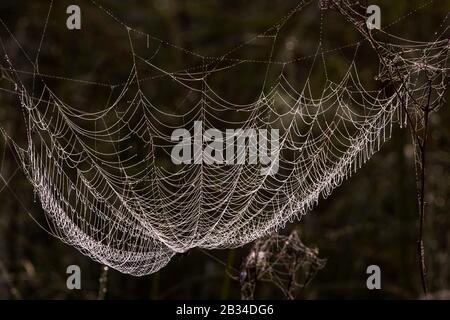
[0,0,449,275]
[240,230,326,299]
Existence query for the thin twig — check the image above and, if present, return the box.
[97,265,109,300]
[413,80,433,297]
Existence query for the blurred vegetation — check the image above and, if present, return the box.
[0,0,449,299]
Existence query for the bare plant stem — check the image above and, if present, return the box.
[414,137,429,298]
[97,265,109,300]
[220,250,235,299]
[151,272,160,300]
[412,82,432,298]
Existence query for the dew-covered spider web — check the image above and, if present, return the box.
[240,230,326,299]
[0,0,449,275]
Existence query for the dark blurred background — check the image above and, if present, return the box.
[0,0,449,299]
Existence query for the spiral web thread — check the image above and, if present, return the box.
[0,0,449,275]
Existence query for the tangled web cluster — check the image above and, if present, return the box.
[0,0,449,275]
[240,230,325,299]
